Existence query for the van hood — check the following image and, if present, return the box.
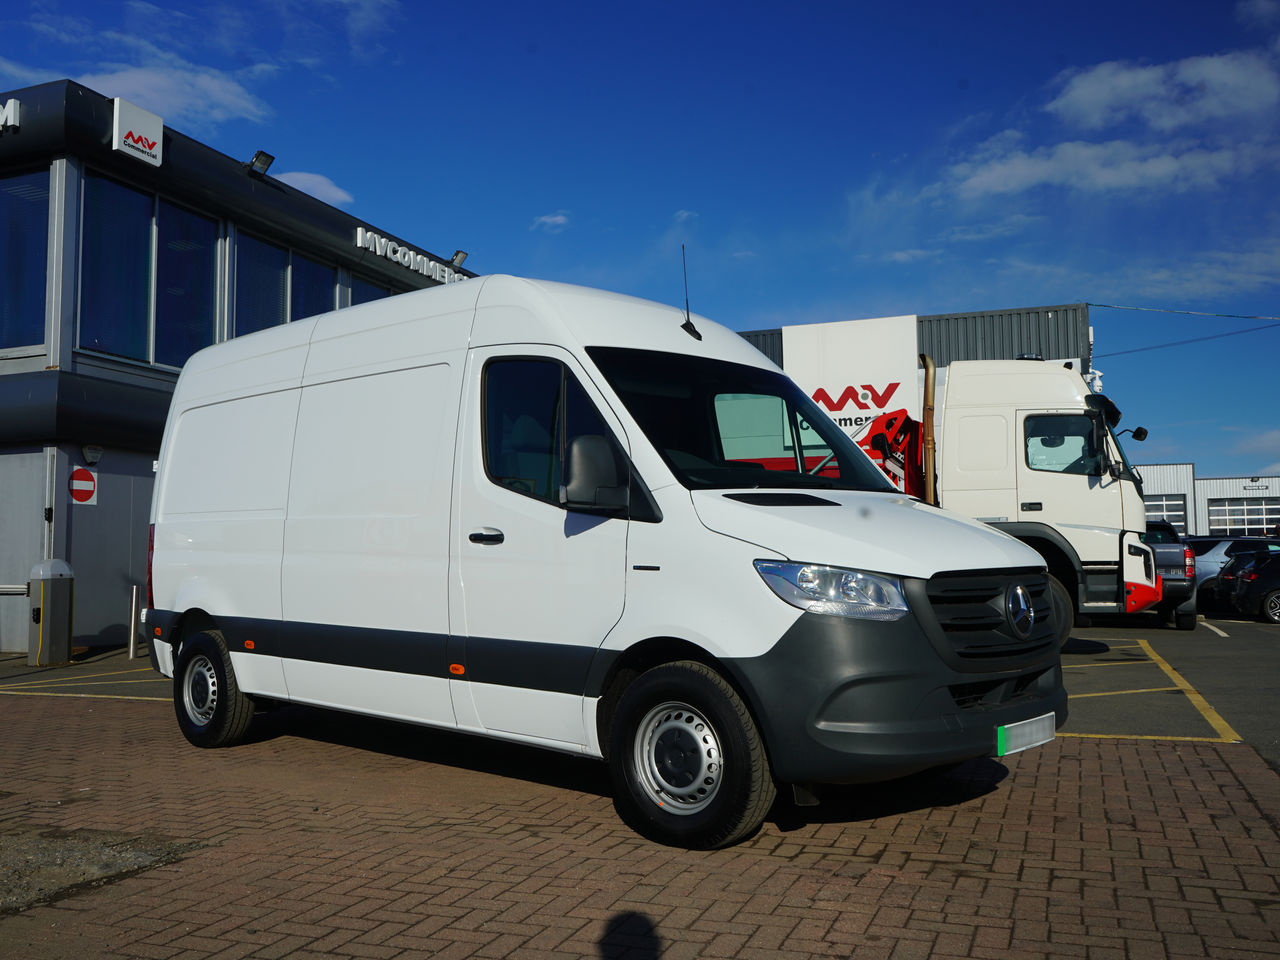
[690,489,1043,580]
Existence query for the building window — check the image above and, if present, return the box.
[155,201,218,367]
[351,276,390,306]
[1144,494,1188,534]
[0,170,49,350]
[234,233,288,335]
[1208,497,1280,537]
[292,254,336,322]
[79,172,152,360]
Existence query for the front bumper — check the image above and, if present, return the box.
[725,572,1067,786]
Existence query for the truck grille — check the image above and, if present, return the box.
[924,570,1056,660]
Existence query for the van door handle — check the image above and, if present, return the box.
[469,528,505,545]
[1021,502,1043,512]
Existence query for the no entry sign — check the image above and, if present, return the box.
[69,466,98,505]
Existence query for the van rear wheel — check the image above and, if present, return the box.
[174,630,254,748]
[608,661,775,849]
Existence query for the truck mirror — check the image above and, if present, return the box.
[561,434,629,514]
[1132,426,1148,442]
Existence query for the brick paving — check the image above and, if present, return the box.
[1,693,1278,959]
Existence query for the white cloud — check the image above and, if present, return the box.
[1047,52,1280,132]
[674,209,698,223]
[947,137,1279,197]
[941,213,1044,243]
[1236,0,1280,27]
[885,249,940,263]
[531,211,571,233]
[76,64,272,129]
[275,171,354,205]
[1233,430,1280,460]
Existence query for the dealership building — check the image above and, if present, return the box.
[0,79,473,653]
[1136,465,1280,538]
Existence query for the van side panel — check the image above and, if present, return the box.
[278,304,473,726]
[281,362,457,633]
[154,390,299,622]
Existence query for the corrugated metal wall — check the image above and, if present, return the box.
[917,304,1091,370]
[740,303,1091,371]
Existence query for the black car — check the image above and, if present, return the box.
[1234,553,1280,624]
[1215,550,1271,613]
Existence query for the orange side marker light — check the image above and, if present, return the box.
[449,663,465,676]
[244,640,255,650]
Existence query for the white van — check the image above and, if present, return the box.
[146,275,1066,848]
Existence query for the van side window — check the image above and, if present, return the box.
[482,358,623,507]
[1024,414,1099,476]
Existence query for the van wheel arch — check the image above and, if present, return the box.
[594,638,763,764]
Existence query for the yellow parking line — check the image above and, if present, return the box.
[0,690,166,702]
[1062,659,1153,669]
[1069,686,1179,699]
[1137,637,1242,742]
[1,677,165,690]
[1,667,155,687]
[1058,731,1235,743]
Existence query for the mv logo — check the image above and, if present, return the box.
[125,130,158,151]
[811,383,901,412]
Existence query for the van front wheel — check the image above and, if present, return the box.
[174,630,254,748]
[608,661,775,849]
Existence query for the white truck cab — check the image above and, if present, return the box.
[146,276,1066,848]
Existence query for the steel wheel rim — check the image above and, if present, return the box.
[183,654,218,726]
[632,700,723,815]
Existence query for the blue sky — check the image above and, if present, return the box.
[4,0,1279,478]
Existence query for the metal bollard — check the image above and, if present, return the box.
[28,559,74,667]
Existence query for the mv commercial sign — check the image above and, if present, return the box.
[781,314,921,444]
[355,228,468,284]
[112,98,163,167]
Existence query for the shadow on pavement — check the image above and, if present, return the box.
[768,756,1010,832]
[243,702,613,798]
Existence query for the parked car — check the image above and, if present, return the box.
[1139,520,1196,630]
[1233,554,1280,624]
[1213,551,1269,612]
[1185,536,1280,612]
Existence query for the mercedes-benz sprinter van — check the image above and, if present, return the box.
[146,275,1066,848]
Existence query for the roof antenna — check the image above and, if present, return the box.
[680,244,702,341]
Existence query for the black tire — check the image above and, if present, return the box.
[1175,610,1197,631]
[1261,590,1280,625]
[173,630,255,748]
[1048,575,1073,648]
[608,661,775,849]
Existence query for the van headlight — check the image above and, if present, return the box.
[754,561,910,621]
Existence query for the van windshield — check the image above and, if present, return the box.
[587,347,896,492]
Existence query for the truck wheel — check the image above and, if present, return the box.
[608,661,775,849]
[1175,611,1197,631]
[173,630,254,748]
[1262,591,1280,625]
[1048,576,1073,647]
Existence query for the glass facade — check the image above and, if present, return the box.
[0,170,49,349]
[80,172,152,360]
[292,253,336,321]
[155,201,218,367]
[234,233,289,336]
[9,163,426,370]
[351,276,390,306]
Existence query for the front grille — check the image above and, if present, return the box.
[925,569,1056,660]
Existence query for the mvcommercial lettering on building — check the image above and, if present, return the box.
[356,228,467,284]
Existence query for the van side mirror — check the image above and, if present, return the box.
[561,434,629,514]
